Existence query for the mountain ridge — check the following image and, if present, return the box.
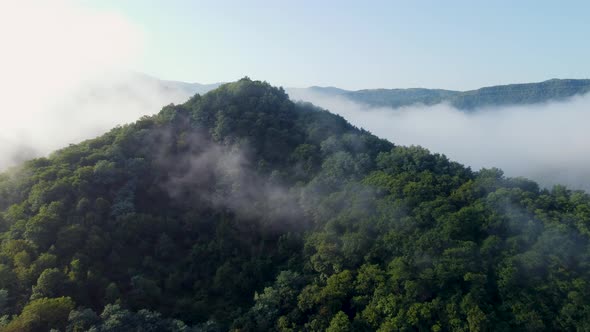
[2,78,590,331]
[289,78,590,110]
[150,75,590,110]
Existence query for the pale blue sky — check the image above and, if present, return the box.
[83,0,590,90]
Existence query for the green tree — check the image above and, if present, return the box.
[3,296,74,332]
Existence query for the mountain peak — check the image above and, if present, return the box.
[3,78,590,331]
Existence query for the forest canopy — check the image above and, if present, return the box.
[0,78,589,331]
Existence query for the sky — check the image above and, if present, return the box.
[79,0,590,90]
[2,0,590,191]
[0,0,192,167]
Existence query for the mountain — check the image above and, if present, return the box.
[450,78,590,110]
[299,86,349,96]
[289,78,590,110]
[1,78,590,331]
[136,76,590,111]
[345,88,460,108]
[0,72,223,171]
[123,76,590,112]
[155,77,223,96]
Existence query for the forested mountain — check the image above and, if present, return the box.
[1,78,590,331]
[449,79,590,110]
[129,76,590,112]
[344,88,460,108]
[290,78,590,110]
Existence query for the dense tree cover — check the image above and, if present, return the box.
[337,78,590,110]
[1,78,590,331]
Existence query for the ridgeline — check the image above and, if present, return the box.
[0,78,589,331]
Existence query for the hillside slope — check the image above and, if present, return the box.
[0,78,590,331]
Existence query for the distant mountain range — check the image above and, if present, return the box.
[154,77,223,97]
[166,77,590,110]
[286,79,590,110]
[4,78,590,331]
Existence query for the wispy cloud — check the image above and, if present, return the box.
[289,89,590,191]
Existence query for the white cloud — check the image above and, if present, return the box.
[288,89,590,191]
[0,1,202,169]
[0,0,142,100]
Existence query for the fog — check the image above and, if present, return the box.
[150,128,302,227]
[0,1,205,169]
[3,2,589,194]
[288,89,590,191]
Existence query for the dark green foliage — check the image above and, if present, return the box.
[3,297,74,332]
[72,304,191,332]
[0,78,590,331]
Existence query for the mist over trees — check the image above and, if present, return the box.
[0,78,590,331]
[289,84,590,192]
